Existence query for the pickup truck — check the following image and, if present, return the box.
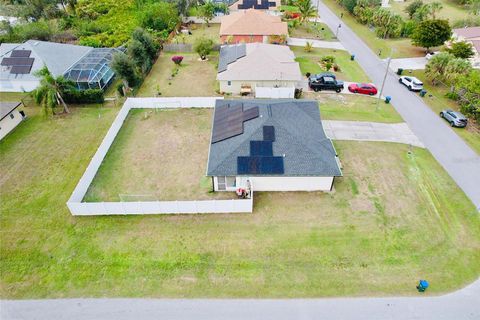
[308,75,344,93]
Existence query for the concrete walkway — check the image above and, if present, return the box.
[390,57,427,71]
[318,0,480,211]
[2,279,479,320]
[287,37,346,50]
[323,120,425,147]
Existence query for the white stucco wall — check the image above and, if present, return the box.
[219,80,298,94]
[0,80,39,92]
[0,109,23,140]
[213,176,334,192]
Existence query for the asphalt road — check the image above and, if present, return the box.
[2,279,479,320]
[317,0,480,211]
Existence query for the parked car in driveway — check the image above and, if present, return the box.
[440,109,468,128]
[348,83,378,95]
[425,52,439,60]
[399,76,423,91]
[309,74,344,93]
[308,72,336,82]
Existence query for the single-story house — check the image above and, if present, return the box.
[219,9,288,44]
[217,43,302,95]
[452,27,480,67]
[229,0,281,12]
[206,99,342,192]
[0,101,25,140]
[0,40,121,92]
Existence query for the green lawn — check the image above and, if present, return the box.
[289,22,335,41]
[291,47,370,82]
[308,93,403,123]
[389,0,471,24]
[137,52,220,97]
[410,70,480,155]
[84,108,233,201]
[171,23,220,45]
[322,0,429,58]
[1,105,479,298]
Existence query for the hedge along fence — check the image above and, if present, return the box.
[63,89,104,104]
[67,97,254,216]
[163,43,221,53]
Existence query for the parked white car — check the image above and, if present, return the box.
[399,76,424,91]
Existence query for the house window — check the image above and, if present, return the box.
[227,81,231,86]
[10,113,14,119]
[217,176,236,191]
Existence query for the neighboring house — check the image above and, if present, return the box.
[207,99,342,192]
[229,0,281,12]
[217,43,302,95]
[0,40,121,92]
[219,9,288,44]
[0,102,25,140]
[452,27,480,68]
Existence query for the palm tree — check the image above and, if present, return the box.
[425,52,452,85]
[32,66,72,115]
[427,1,443,19]
[296,0,317,24]
[304,41,313,52]
[444,58,472,91]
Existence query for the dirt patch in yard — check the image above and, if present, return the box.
[84,108,235,201]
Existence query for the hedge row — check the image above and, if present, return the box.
[63,89,105,104]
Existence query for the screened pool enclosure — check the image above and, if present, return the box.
[63,48,122,90]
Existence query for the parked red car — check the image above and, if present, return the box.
[348,83,378,95]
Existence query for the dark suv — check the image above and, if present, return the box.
[308,74,344,93]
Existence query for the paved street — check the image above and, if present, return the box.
[2,279,479,320]
[318,0,480,211]
[323,120,424,147]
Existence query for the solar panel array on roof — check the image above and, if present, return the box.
[237,156,284,174]
[250,141,273,156]
[211,104,260,143]
[11,50,32,57]
[10,65,32,74]
[1,50,35,75]
[263,125,275,141]
[238,0,276,9]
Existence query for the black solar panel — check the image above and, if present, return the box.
[263,126,275,141]
[10,65,32,74]
[237,156,284,174]
[1,57,34,66]
[11,50,31,58]
[212,104,260,143]
[250,141,273,156]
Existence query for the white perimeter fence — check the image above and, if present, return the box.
[255,86,295,99]
[67,97,254,216]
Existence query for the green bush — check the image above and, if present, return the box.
[401,20,417,37]
[63,89,105,104]
[140,2,179,32]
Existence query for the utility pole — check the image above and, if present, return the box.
[315,0,320,25]
[376,49,393,110]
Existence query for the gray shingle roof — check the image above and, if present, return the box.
[207,99,342,177]
[218,44,246,73]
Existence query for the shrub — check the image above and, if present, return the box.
[194,37,214,59]
[172,55,184,64]
[321,55,336,64]
[401,20,417,37]
[63,89,104,104]
[140,2,179,32]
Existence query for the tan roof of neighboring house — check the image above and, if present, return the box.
[217,43,302,81]
[453,27,480,39]
[219,9,288,36]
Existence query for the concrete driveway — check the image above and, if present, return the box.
[287,37,345,50]
[323,120,425,147]
[389,57,428,71]
[318,0,480,211]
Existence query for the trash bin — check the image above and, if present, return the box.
[417,280,429,292]
[385,96,391,104]
[350,54,355,61]
[397,68,403,75]
[420,89,427,97]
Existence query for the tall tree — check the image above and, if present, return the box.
[296,0,317,24]
[444,58,472,89]
[411,19,451,52]
[198,1,215,27]
[425,52,453,85]
[111,52,140,93]
[426,1,443,19]
[32,66,72,115]
[132,28,159,60]
[371,8,403,38]
[404,0,423,18]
